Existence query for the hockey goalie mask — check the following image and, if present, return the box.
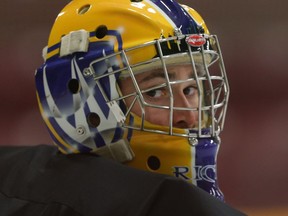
[35,0,229,200]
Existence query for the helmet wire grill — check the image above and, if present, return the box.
[155,39,174,136]
[86,34,229,138]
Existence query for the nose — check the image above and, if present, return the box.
[172,92,198,129]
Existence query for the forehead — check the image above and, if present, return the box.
[136,64,195,84]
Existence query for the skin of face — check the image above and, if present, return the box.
[118,64,199,129]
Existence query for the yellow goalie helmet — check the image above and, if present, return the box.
[35,0,229,200]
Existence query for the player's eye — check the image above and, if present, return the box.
[145,88,167,98]
[183,86,197,97]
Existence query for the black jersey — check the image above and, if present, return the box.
[0,145,246,216]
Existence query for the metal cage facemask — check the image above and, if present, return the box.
[84,34,229,143]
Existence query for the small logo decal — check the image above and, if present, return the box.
[186,34,206,47]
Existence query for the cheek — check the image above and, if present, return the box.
[126,100,169,126]
[144,107,169,126]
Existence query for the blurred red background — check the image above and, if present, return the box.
[1,1,287,215]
